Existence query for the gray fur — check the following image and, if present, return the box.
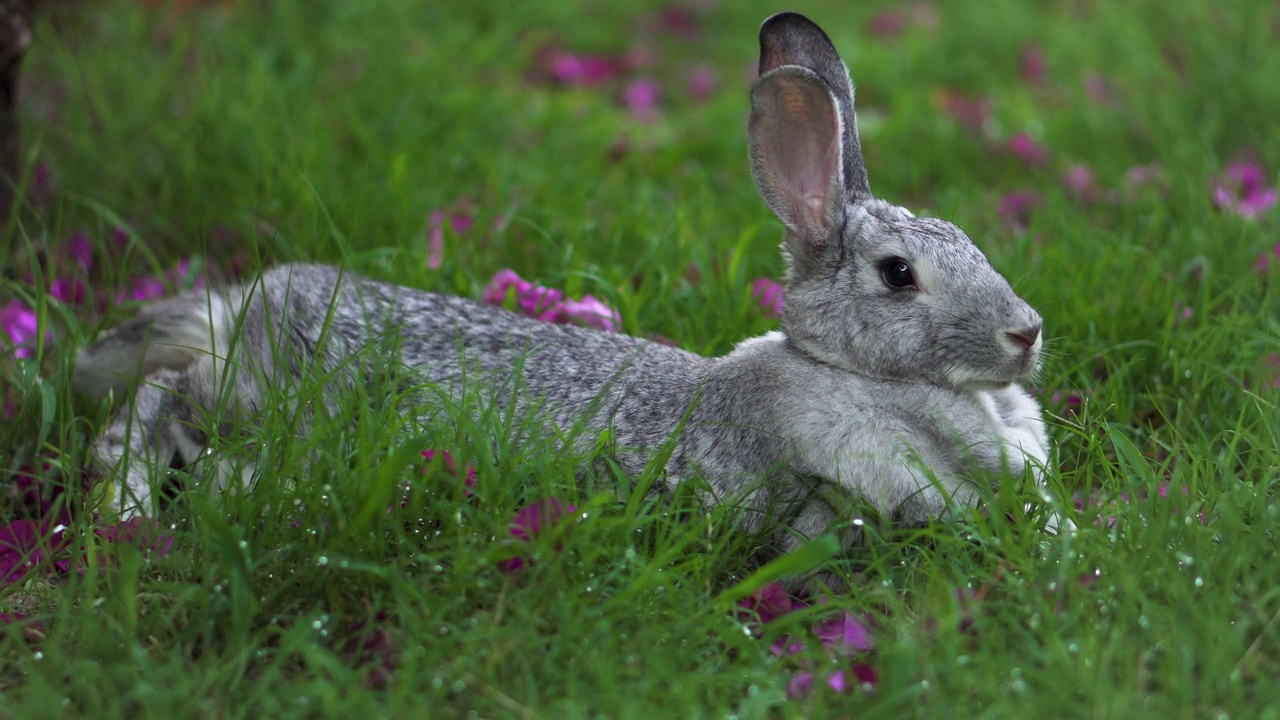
[74,12,1050,558]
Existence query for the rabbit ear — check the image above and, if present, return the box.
[757,12,872,204]
[749,66,845,274]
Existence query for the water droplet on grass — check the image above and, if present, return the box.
[317,556,328,566]
[1195,577,1204,588]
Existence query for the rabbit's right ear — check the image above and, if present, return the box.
[749,66,845,275]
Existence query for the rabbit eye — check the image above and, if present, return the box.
[879,258,915,289]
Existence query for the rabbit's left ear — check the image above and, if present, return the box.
[757,12,871,205]
[748,66,845,275]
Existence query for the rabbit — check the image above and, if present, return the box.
[73,12,1050,554]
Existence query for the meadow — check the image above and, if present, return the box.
[2,0,1279,716]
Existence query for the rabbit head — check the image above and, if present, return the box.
[748,13,1042,392]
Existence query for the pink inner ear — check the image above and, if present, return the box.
[791,133,841,237]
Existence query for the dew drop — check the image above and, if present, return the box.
[317,556,328,566]
[32,651,43,661]
[852,518,865,527]
[1195,577,1204,588]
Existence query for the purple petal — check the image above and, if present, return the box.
[549,52,617,86]
[0,300,42,357]
[770,634,806,657]
[67,231,94,271]
[50,278,86,305]
[553,295,621,332]
[786,671,815,700]
[997,190,1043,231]
[813,611,875,654]
[1006,133,1050,167]
[751,278,785,318]
[623,79,660,122]
[1021,44,1046,84]
[427,210,445,270]
[422,449,476,493]
[517,285,565,320]
[686,64,718,103]
[1062,163,1099,203]
[509,498,576,542]
[738,582,797,625]
[1212,160,1276,219]
[483,268,531,306]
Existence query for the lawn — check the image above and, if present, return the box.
[3,0,1280,716]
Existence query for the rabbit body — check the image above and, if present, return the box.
[74,13,1051,546]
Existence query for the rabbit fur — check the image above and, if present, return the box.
[74,13,1051,551]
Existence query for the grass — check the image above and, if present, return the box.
[3,0,1280,716]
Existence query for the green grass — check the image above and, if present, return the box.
[3,0,1280,716]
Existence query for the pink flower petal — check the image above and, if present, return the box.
[1212,160,1276,219]
[686,64,718,103]
[554,295,621,332]
[549,52,617,86]
[67,231,94,272]
[814,611,875,655]
[737,581,797,624]
[1062,163,1099,203]
[997,190,1043,231]
[750,278,784,318]
[427,210,445,270]
[786,671,815,700]
[1021,44,1046,84]
[0,300,41,358]
[1006,133,1050,167]
[623,78,660,122]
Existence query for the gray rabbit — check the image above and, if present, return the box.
[74,13,1050,550]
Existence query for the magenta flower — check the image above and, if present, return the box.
[67,231,94,271]
[49,278,86,305]
[623,78,660,122]
[422,449,477,496]
[484,269,620,332]
[737,581,800,625]
[116,258,204,303]
[1118,163,1166,202]
[937,90,991,135]
[94,518,175,559]
[1253,245,1280,273]
[686,64,718,103]
[751,278,784,318]
[499,498,578,574]
[0,300,43,359]
[656,5,699,38]
[426,207,475,270]
[1021,44,1046,84]
[552,295,621,332]
[31,162,53,206]
[1084,73,1111,104]
[1212,160,1277,219]
[1005,133,1050,167]
[814,611,875,655]
[340,610,398,690]
[1062,163,1100,203]
[787,664,878,699]
[548,52,617,87]
[0,519,68,585]
[997,190,1043,231]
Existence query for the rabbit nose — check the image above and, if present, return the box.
[1004,324,1041,351]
